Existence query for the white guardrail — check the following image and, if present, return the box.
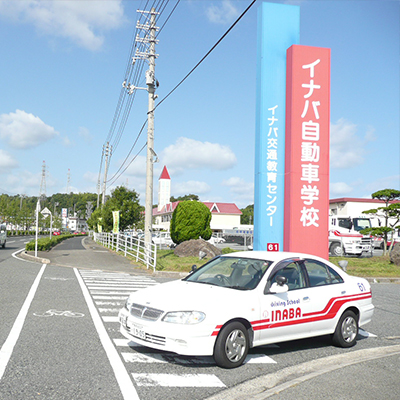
[92,231,157,272]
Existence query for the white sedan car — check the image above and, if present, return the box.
[119,251,374,369]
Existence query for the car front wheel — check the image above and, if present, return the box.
[213,321,249,368]
[332,310,358,347]
[330,242,344,256]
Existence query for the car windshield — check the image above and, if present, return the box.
[184,256,272,290]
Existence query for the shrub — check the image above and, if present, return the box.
[25,234,75,251]
[170,201,212,245]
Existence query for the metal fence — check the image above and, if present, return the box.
[92,231,157,271]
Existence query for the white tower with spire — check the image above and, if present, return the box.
[158,166,171,211]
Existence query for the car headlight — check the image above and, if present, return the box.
[162,311,205,324]
[125,296,133,311]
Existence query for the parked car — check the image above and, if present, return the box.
[152,231,174,247]
[119,251,374,368]
[208,234,226,245]
[52,231,61,236]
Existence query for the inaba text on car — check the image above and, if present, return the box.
[118,251,374,369]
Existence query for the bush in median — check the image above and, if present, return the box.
[25,234,75,252]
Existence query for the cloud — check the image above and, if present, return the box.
[222,176,254,206]
[330,182,354,197]
[0,110,58,149]
[124,155,147,178]
[222,176,254,194]
[173,180,211,196]
[161,137,237,174]
[78,127,93,143]
[206,0,240,24]
[0,149,18,171]
[0,0,125,51]
[330,118,375,169]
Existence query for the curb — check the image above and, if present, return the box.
[19,251,50,265]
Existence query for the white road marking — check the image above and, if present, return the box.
[98,308,120,313]
[75,269,140,400]
[95,301,124,306]
[132,373,226,387]
[113,338,141,347]
[93,296,129,300]
[0,264,46,380]
[122,352,167,363]
[103,316,120,322]
[245,354,277,364]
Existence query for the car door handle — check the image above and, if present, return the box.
[303,296,310,302]
[341,291,346,295]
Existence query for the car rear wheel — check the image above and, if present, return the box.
[332,310,358,347]
[213,321,249,369]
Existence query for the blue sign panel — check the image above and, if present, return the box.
[254,2,300,251]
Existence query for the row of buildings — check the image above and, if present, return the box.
[153,166,398,233]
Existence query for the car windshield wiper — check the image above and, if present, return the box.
[224,286,252,290]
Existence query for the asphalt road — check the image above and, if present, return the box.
[0,236,399,400]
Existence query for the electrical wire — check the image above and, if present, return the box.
[104,0,257,191]
[154,0,257,111]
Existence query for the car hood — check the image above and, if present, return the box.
[128,279,252,313]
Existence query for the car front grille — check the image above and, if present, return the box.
[130,303,164,321]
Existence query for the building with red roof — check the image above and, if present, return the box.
[153,166,242,231]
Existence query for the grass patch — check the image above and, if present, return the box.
[156,250,209,272]
[329,255,400,277]
[155,253,400,277]
[156,247,238,272]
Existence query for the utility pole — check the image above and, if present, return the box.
[66,168,71,194]
[39,160,47,201]
[124,7,159,250]
[102,142,112,205]
[144,8,157,249]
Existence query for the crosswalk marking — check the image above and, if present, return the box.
[80,268,279,392]
[122,352,167,363]
[131,373,226,387]
[102,316,119,322]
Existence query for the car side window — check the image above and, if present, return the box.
[304,259,344,287]
[269,262,306,291]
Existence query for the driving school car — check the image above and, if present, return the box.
[119,251,374,368]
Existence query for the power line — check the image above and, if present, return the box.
[105,0,257,191]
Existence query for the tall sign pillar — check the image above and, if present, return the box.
[284,45,331,259]
[254,2,300,251]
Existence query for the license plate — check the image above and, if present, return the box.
[362,245,370,250]
[131,324,146,340]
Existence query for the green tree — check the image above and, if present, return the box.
[101,186,143,232]
[170,201,212,245]
[170,194,199,202]
[361,189,400,254]
[240,204,254,225]
[87,208,103,232]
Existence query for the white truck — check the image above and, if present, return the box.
[329,215,372,256]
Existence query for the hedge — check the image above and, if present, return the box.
[25,234,80,252]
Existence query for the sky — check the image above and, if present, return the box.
[0,0,399,209]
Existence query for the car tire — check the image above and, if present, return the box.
[332,310,358,348]
[330,242,344,256]
[213,321,249,369]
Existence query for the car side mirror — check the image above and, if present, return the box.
[269,282,289,294]
[191,265,197,272]
[268,275,289,294]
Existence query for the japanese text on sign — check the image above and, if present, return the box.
[299,59,322,228]
[266,105,279,227]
